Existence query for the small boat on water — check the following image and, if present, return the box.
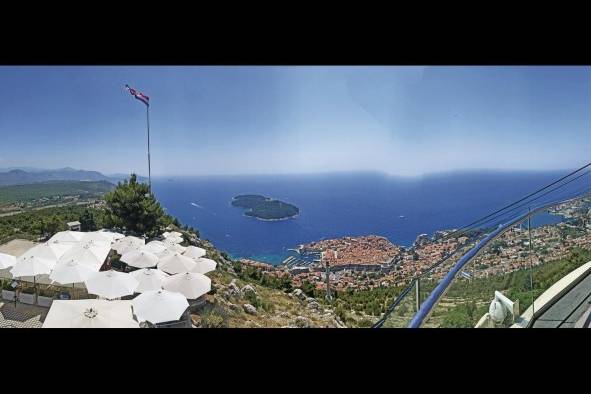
[399,215,405,218]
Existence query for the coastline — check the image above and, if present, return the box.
[151,173,583,268]
[244,213,299,221]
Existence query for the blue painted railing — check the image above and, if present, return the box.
[408,194,589,328]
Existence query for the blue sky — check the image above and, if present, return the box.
[1,66,591,176]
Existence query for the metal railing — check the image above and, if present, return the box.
[408,193,591,328]
[372,235,481,328]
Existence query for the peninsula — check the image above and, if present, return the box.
[231,194,299,221]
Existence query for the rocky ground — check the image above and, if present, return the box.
[179,230,346,328]
[192,270,346,328]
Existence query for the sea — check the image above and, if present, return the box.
[151,170,582,265]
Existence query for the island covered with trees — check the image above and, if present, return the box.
[231,194,299,221]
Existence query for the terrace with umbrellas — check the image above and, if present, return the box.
[0,229,216,328]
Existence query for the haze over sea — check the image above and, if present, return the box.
[152,170,574,265]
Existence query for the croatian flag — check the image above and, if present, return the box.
[125,84,150,107]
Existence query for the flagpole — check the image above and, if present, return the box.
[146,105,152,193]
[125,84,152,192]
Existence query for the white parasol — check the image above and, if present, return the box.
[132,289,189,324]
[163,272,211,299]
[113,236,145,254]
[183,245,206,259]
[42,299,139,328]
[49,259,96,285]
[188,257,217,274]
[57,243,108,272]
[157,253,197,274]
[48,231,85,244]
[142,240,167,254]
[130,268,170,293]
[121,249,159,269]
[85,270,139,300]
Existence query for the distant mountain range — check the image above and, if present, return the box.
[0,167,148,186]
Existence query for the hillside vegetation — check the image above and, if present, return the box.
[187,238,345,328]
[0,205,101,243]
[0,175,189,243]
[0,180,114,205]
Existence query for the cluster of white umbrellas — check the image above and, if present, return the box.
[43,294,192,329]
[42,268,211,327]
[117,233,215,277]
[6,231,119,285]
[34,230,216,328]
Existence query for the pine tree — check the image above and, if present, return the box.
[79,209,97,231]
[104,174,167,237]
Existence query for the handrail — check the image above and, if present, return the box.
[372,235,480,328]
[407,193,590,328]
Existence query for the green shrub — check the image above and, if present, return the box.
[244,290,261,308]
[441,303,476,328]
[21,286,36,295]
[200,305,228,328]
[357,318,374,328]
[300,280,315,298]
[335,305,348,322]
[261,300,275,313]
[38,288,55,298]
[1,280,13,291]
[396,303,409,316]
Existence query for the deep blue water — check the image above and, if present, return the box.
[152,170,578,264]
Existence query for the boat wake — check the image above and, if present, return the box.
[190,202,216,215]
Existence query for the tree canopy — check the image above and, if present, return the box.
[104,174,167,237]
[79,209,98,231]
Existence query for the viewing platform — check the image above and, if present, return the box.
[516,261,591,328]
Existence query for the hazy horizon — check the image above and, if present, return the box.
[2,66,591,177]
[0,165,575,180]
